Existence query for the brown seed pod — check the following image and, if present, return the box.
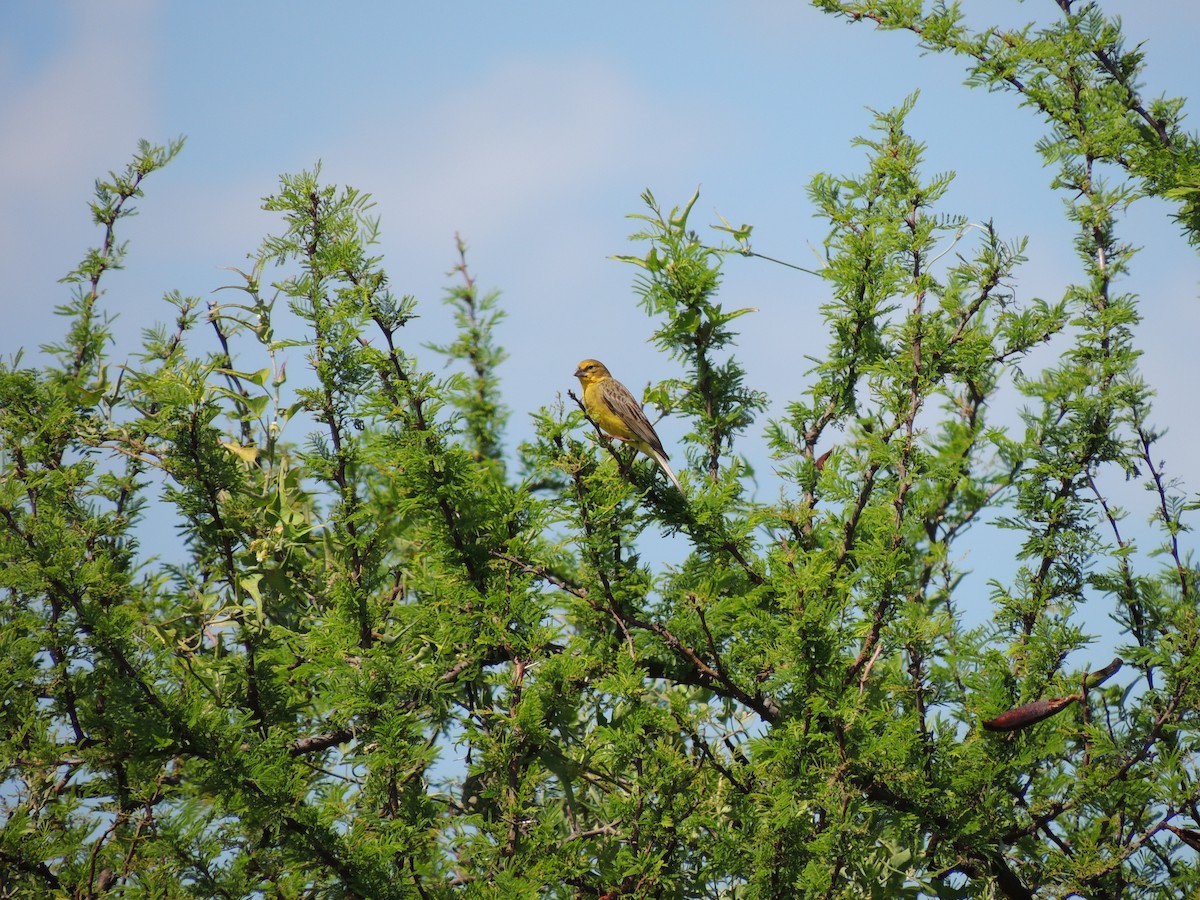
[981,696,1078,732]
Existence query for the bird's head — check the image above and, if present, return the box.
[573,359,611,385]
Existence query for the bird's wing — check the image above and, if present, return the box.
[600,378,668,458]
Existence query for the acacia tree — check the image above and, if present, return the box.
[2,2,1198,898]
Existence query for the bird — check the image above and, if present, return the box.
[573,359,683,491]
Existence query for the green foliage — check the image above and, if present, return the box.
[1,5,1198,898]
[615,188,768,482]
[815,0,1200,245]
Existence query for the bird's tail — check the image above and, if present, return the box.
[650,448,683,492]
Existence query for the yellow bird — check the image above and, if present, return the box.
[573,359,682,491]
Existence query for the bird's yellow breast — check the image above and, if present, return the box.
[582,379,638,443]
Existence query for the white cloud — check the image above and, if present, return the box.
[330,55,703,244]
[0,0,160,192]
[0,0,162,351]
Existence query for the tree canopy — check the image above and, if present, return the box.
[2,2,1198,897]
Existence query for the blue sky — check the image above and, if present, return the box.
[2,1,1198,629]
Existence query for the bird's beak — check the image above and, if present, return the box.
[573,366,584,378]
